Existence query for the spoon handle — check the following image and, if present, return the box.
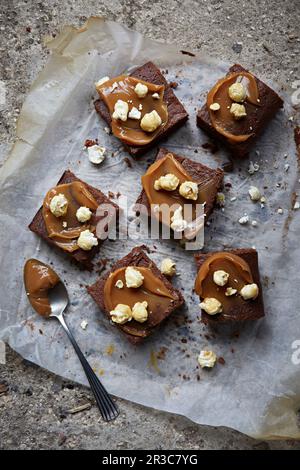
[57,314,119,422]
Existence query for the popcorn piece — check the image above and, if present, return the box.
[128,107,142,120]
[111,82,118,91]
[199,297,222,315]
[62,221,67,228]
[95,76,110,87]
[216,192,225,207]
[76,206,92,223]
[198,350,217,369]
[248,161,260,175]
[170,206,187,232]
[115,280,124,289]
[110,304,132,324]
[152,92,160,99]
[277,208,283,214]
[179,181,198,201]
[80,319,88,330]
[138,103,143,111]
[260,196,266,204]
[125,266,144,288]
[239,214,249,225]
[132,301,148,323]
[134,82,148,98]
[77,230,98,251]
[140,110,162,132]
[209,102,221,111]
[228,82,246,102]
[87,144,106,164]
[248,186,261,202]
[293,201,300,210]
[225,287,237,296]
[251,220,258,227]
[112,99,129,121]
[230,103,247,120]
[160,258,176,277]
[50,193,68,217]
[154,173,180,191]
[240,283,259,300]
[213,270,229,287]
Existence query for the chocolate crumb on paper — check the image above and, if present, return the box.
[180,50,196,57]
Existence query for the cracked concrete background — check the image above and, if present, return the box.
[0,0,300,450]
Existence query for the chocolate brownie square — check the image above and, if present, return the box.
[197,64,283,158]
[95,61,188,157]
[28,170,119,270]
[87,246,185,345]
[136,147,224,222]
[194,248,265,324]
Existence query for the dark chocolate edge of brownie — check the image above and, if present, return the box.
[194,248,265,323]
[135,147,224,221]
[94,61,189,157]
[87,245,185,345]
[196,64,284,158]
[28,170,119,270]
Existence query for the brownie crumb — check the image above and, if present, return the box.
[84,138,98,147]
[157,347,168,360]
[202,141,219,154]
[169,81,178,89]
[218,357,226,365]
[221,160,234,172]
[180,50,196,57]
[123,157,132,168]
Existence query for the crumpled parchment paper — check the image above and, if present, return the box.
[0,17,300,440]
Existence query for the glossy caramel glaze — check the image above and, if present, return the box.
[43,181,98,252]
[104,266,176,338]
[142,152,212,225]
[195,252,254,313]
[207,71,260,143]
[96,75,168,146]
[24,259,60,316]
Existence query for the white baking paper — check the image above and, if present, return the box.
[0,17,300,439]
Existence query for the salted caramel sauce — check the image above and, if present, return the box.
[207,72,260,143]
[43,181,98,252]
[142,153,211,226]
[195,252,254,314]
[104,266,176,337]
[96,75,168,146]
[24,259,60,316]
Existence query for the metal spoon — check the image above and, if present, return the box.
[48,279,119,422]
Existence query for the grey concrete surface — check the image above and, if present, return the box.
[0,0,300,450]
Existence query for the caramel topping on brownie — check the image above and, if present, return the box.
[43,181,98,252]
[104,266,176,338]
[96,76,168,146]
[195,252,254,313]
[207,72,260,143]
[141,152,211,227]
[24,259,60,316]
